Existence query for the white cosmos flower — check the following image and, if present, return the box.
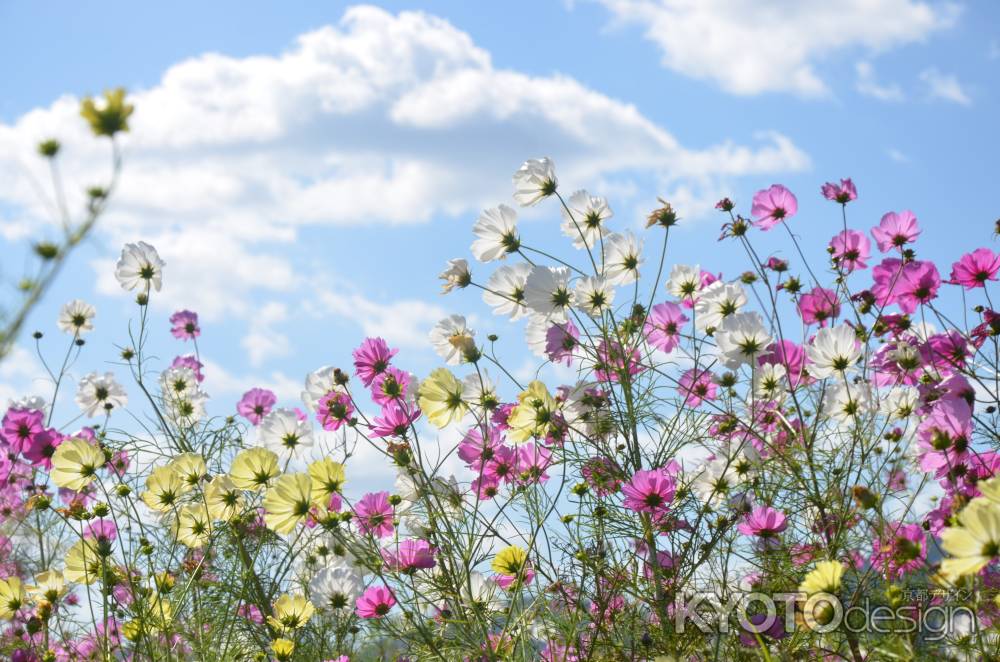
[115,241,164,292]
[438,259,471,294]
[259,408,314,460]
[471,205,520,262]
[602,232,643,285]
[309,566,364,612]
[881,385,920,421]
[524,266,574,322]
[57,300,96,336]
[462,370,498,411]
[159,366,199,402]
[482,263,532,320]
[806,324,862,378]
[512,157,557,207]
[666,264,702,301]
[691,455,748,506]
[822,382,873,424]
[525,315,552,358]
[753,362,787,402]
[575,276,615,316]
[715,312,772,369]
[75,372,128,417]
[8,395,48,414]
[693,281,747,331]
[429,315,476,365]
[459,572,503,612]
[301,366,341,413]
[164,389,209,426]
[560,189,611,249]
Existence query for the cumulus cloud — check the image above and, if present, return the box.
[919,67,972,105]
[597,0,959,97]
[0,4,809,355]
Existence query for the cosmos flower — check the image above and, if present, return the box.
[204,475,245,521]
[115,241,164,292]
[482,263,532,320]
[169,310,200,340]
[575,276,615,316]
[263,473,313,534]
[309,566,363,612]
[259,408,314,461]
[601,231,644,285]
[308,458,346,507]
[58,300,96,336]
[317,391,355,432]
[355,585,396,619]
[940,499,1000,580]
[829,230,870,273]
[677,368,717,407]
[75,372,128,418]
[820,178,857,204]
[797,287,840,327]
[353,491,394,538]
[229,447,280,491]
[666,264,702,303]
[418,368,468,429]
[141,465,186,512]
[750,184,798,231]
[737,506,788,538]
[949,248,1000,289]
[644,301,688,353]
[799,560,844,595]
[693,281,747,331]
[439,258,472,293]
[381,539,437,572]
[560,189,611,249]
[871,211,920,252]
[472,205,520,262]
[714,312,772,369]
[524,266,575,322]
[353,337,397,387]
[236,388,277,425]
[0,576,25,619]
[621,468,676,515]
[429,315,477,365]
[806,324,861,378]
[50,438,105,492]
[268,594,315,632]
[512,157,557,206]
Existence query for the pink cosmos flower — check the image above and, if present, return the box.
[871,258,941,313]
[370,366,412,406]
[471,474,500,500]
[515,443,552,484]
[594,340,643,383]
[737,506,787,538]
[870,521,925,580]
[871,211,920,253]
[23,428,63,469]
[236,388,276,425]
[750,184,798,231]
[758,340,808,388]
[915,397,972,475]
[237,603,264,625]
[84,519,118,544]
[677,368,717,407]
[546,321,579,366]
[381,539,437,572]
[829,229,870,273]
[356,585,396,618]
[457,425,504,468]
[1,408,44,454]
[922,331,972,372]
[949,248,1000,289]
[171,355,205,383]
[821,178,857,204]
[765,257,788,272]
[495,567,535,590]
[644,302,689,353]
[317,391,355,432]
[621,468,676,515]
[353,491,394,538]
[352,337,397,387]
[169,310,200,340]
[738,613,788,647]
[581,457,624,497]
[482,446,518,484]
[541,641,579,662]
[370,401,421,438]
[797,287,840,327]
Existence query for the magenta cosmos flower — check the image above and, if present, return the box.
[821,178,857,204]
[797,287,840,327]
[677,368,717,407]
[457,425,504,468]
[870,521,925,580]
[236,388,276,425]
[370,401,421,439]
[1,408,45,454]
[737,506,788,538]
[758,339,808,388]
[829,229,870,273]
[352,337,398,387]
[949,248,1000,289]
[353,491,394,538]
[644,302,689,353]
[370,366,412,406]
[872,258,941,313]
[545,321,579,366]
[356,585,396,618]
[317,391,355,432]
[169,310,200,341]
[171,355,204,383]
[23,428,64,469]
[750,184,798,231]
[871,211,920,253]
[621,468,676,515]
[381,539,436,572]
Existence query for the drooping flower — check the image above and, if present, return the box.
[439,258,472,293]
[524,266,575,322]
[871,211,920,252]
[737,506,788,539]
[512,157,557,206]
[263,473,313,534]
[806,324,861,378]
[352,337,397,387]
[829,230,870,273]
[560,189,611,249]
[236,388,276,425]
[58,300,96,336]
[798,287,841,327]
[75,372,128,417]
[602,231,644,285]
[169,310,200,340]
[259,408,314,461]
[750,184,798,231]
[49,438,105,491]
[482,263,532,319]
[715,312,772,368]
[356,585,396,618]
[821,178,857,204]
[949,248,1000,289]
[353,491,394,538]
[115,241,164,292]
[472,205,521,262]
[429,315,477,365]
[418,368,468,429]
[644,302,688,353]
[621,468,676,515]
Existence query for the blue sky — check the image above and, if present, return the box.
[0,1,997,444]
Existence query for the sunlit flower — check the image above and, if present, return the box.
[0,576,25,619]
[356,585,396,618]
[318,391,355,432]
[491,545,529,576]
[561,189,611,249]
[382,538,437,572]
[142,466,186,512]
[677,368,717,407]
[271,639,295,661]
[472,205,520,262]
[524,266,575,322]
[821,178,857,204]
[798,287,840,327]
[269,594,315,632]
[512,157,557,206]
[27,570,67,604]
[259,408,314,461]
[829,230,870,273]
[439,258,472,293]
[174,504,213,548]
[575,276,615,316]
[483,263,532,320]
[602,231,644,285]
[692,455,747,506]
[871,258,941,313]
[666,264,702,303]
[622,468,676,515]
[229,447,280,490]
[738,506,787,539]
[507,381,558,443]
[309,566,363,612]
[715,312,772,368]
[949,248,1000,289]
[169,452,207,490]
[50,438,105,491]
[806,324,861,378]
[418,368,468,428]
[236,387,277,425]
[822,382,873,423]
[309,458,346,508]
[753,362,788,402]
[462,370,499,412]
[871,210,920,252]
[799,560,844,595]
[353,337,397,387]
[940,498,1000,580]
[169,310,200,340]
[115,241,164,292]
[301,366,341,412]
[751,184,797,231]
[263,473,313,534]
[353,491,394,538]
[693,281,747,331]
[204,475,244,521]
[75,372,127,417]
[644,301,688,353]
[58,299,96,336]
[429,315,477,365]
[63,539,102,585]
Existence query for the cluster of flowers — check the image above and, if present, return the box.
[1,156,999,661]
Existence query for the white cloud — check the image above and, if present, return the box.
[855,61,904,102]
[314,287,456,350]
[887,148,910,163]
[597,0,959,96]
[241,301,291,367]
[0,4,808,345]
[919,67,972,105]
[199,358,302,403]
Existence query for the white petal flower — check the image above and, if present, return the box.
[75,372,128,417]
[666,264,702,301]
[525,315,552,358]
[438,259,471,294]
[57,300,96,336]
[462,370,498,411]
[164,389,209,426]
[822,382,873,424]
[8,395,48,414]
[259,408,314,460]
[115,241,164,292]
[524,266,574,322]
[753,362,787,402]
[159,366,199,402]
[482,263,532,320]
[693,281,747,331]
[471,205,520,262]
[881,385,920,421]
[691,455,748,506]
[575,276,615,316]
[601,231,644,285]
[715,312,772,369]
[309,566,364,612]
[560,189,612,250]
[806,324,862,378]
[429,315,477,365]
[512,157,557,207]
[301,366,340,413]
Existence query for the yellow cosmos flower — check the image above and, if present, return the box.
[229,447,280,490]
[799,560,845,595]
[263,473,313,534]
[174,504,213,548]
[271,638,295,661]
[50,438,105,491]
[142,466,185,512]
[169,452,207,489]
[491,545,529,576]
[204,475,244,521]
[267,594,316,632]
[418,368,468,428]
[309,458,346,507]
[941,498,1000,580]
[0,576,26,619]
[144,593,174,631]
[507,381,558,443]
[978,476,1000,504]
[27,570,67,603]
[64,539,103,585]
